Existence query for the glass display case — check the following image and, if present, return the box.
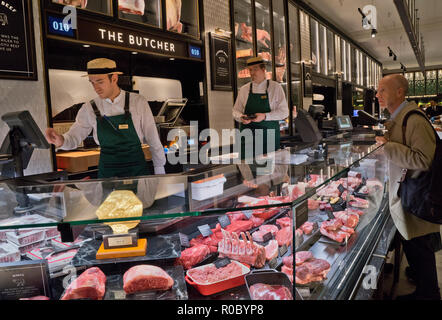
[0,132,390,300]
[310,18,320,74]
[326,29,335,76]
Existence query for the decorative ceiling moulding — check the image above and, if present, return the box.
[393,0,425,72]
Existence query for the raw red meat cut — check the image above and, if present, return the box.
[308,198,320,210]
[187,262,245,285]
[249,283,293,300]
[252,230,270,242]
[123,265,173,294]
[295,228,303,237]
[225,220,254,233]
[251,217,265,228]
[218,230,266,268]
[334,211,359,228]
[61,267,106,300]
[320,219,354,243]
[275,227,292,247]
[258,51,272,61]
[348,208,364,216]
[300,221,314,235]
[252,207,280,220]
[349,196,369,209]
[295,258,330,285]
[259,224,279,236]
[281,265,293,283]
[265,240,279,261]
[118,0,145,15]
[282,254,293,267]
[20,296,50,300]
[177,244,211,270]
[276,217,291,228]
[295,251,313,266]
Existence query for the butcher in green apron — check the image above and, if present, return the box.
[233,56,289,160]
[45,58,166,179]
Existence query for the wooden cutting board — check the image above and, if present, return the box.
[56,145,152,173]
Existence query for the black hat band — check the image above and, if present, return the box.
[87,67,118,75]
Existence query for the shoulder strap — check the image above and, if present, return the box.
[90,99,102,120]
[402,109,439,145]
[249,82,253,94]
[124,91,130,118]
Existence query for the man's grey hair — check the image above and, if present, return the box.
[385,74,409,95]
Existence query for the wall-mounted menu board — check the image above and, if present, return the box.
[51,0,112,16]
[0,0,37,80]
[209,32,232,91]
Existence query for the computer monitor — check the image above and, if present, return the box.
[336,115,353,131]
[294,109,323,143]
[308,104,325,120]
[0,111,50,178]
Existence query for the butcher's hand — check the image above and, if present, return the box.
[45,128,64,148]
[252,113,266,123]
[375,136,387,145]
[241,115,252,125]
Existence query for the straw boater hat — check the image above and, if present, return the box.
[246,56,265,67]
[82,58,124,77]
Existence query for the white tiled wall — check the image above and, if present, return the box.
[204,0,235,147]
[0,1,52,176]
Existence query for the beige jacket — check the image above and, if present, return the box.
[383,101,440,240]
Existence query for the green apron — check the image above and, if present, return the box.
[91,91,152,179]
[239,80,280,159]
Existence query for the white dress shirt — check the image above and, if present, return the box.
[60,90,166,175]
[232,79,289,122]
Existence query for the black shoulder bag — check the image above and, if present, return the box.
[399,110,442,224]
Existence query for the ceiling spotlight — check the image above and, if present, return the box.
[388,47,393,57]
[131,51,138,55]
[371,29,377,38]
[83,44,90,48]
[393,54,397,61]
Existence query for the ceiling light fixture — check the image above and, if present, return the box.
[371,29,377,38]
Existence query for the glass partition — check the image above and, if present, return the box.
[52,0,112,16]
[319,24,327,75]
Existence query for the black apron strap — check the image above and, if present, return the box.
[90,100,102,120]
[249,82,253,94]
[124,91,130,118]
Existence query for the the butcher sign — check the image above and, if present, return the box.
[76,18,188,58]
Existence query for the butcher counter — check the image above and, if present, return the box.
[0,132,396,300]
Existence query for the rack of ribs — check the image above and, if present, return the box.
[218,230,266,268]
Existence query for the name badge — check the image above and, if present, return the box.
[261,95,267,99]
[119,124,129,130]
